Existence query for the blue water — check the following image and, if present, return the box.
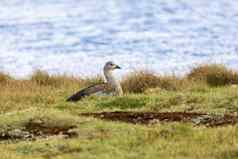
[0,0,238,78]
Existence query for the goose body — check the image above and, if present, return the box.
[66,61,123,102]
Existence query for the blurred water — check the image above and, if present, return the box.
[0,0,238,78]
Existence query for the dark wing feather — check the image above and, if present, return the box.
[66,83,110,102]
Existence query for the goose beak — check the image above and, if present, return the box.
[114,65,121,69]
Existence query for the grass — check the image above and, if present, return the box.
[30,70,84,88]
[121,70,188,93]
[187,64,238,86]
[0,72,12,85]
[0,64,238,159]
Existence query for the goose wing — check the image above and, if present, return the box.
[66,83,112,102]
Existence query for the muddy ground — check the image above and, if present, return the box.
[80,111,238,127]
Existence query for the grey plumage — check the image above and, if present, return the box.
[66,83,112,101]
[66,61,123,102]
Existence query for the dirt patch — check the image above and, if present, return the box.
[80,111,238,127]
[0,119,78,141]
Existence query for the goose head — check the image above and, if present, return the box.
[103,61,121,72]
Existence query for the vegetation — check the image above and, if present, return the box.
[121,70,184,93]
[30,70,84,88]
[0,64,238,159]
[187,64,238,86]
[0,72,12,84]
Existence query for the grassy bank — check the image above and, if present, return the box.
[0,64,238,159]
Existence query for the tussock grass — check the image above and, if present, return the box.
[31,70,83,88]
[31,70,57,86]
[83,75,104,86]
[121,71,186,93]
[121,71,160,93]
[187,64,238,86]
[0,72,12,85]
[2,64,238,91]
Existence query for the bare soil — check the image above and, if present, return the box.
[80,111,238,127]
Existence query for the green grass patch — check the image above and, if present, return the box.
[96,96,149,109]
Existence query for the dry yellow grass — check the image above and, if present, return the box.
[121,71,160,93]
[121,70,191,93]
[0,72,12,85]
[3,64,238,94]
[187,64,238,86]
[30,70,84,88]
